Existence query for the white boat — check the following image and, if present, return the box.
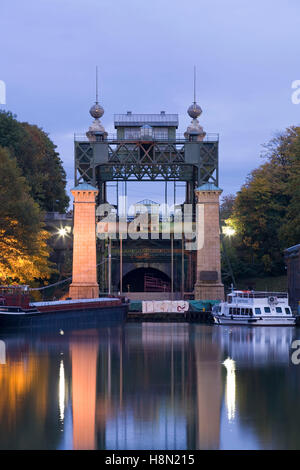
[212,290,295,326]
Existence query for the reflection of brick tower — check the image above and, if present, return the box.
[194,183,224,301]
[70,334,99,449]
[69,183,99,299]
[194,340,222,449]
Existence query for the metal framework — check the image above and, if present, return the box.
[74,128,219,295]
[75,136,219,205]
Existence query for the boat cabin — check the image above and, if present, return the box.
[0,286,30,308]
[222,290,292,316]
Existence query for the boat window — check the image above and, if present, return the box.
[241,308,248,315]
[276,307,282,313]
[255,308,261,315]
[264,307,271,313]
[285,308,291,315]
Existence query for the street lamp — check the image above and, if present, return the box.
[57,227,68,238]
[222,226,236,237]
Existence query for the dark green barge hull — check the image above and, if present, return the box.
[0,304,128,332]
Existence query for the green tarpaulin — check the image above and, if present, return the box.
[188,300,220,312]
[129,301,143,312]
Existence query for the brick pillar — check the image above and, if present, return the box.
[69,183,99,299]
[194,184,224,301]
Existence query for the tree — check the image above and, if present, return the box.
[265,127,300,248]
[0,111,69,212]
[0,147,53,283]
[228,126,300,278]
[220,194,236,223]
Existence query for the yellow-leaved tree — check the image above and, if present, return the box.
[0,147,53,284]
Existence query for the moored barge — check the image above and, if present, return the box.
[0,286,128,330]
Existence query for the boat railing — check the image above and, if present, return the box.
[228,291,288,300]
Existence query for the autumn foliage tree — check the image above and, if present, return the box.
[0,111,69,212]
[226,126,300,278]
[0,147,52,283]
[0,111,69,284]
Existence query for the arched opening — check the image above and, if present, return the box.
[122,267,171,292]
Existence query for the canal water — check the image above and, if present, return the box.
[0,323,299,450]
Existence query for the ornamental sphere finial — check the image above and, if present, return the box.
[187,102,202,119]
[89,103,104,119]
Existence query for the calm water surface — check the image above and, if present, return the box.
[0,323,299,450]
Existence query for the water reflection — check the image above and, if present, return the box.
[59,359,65,424]
[0,324,299,449]
[223,358,236,422]
[0,340,5,364]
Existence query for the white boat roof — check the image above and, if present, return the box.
[228,290,288,297]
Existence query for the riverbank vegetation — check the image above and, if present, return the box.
[0,111,69,284]
[221,126,300,288]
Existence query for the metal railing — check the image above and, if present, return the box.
[114,113,179,126]
[44,211,73,221]
[74,132,219,143]
[230,291,288,299]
